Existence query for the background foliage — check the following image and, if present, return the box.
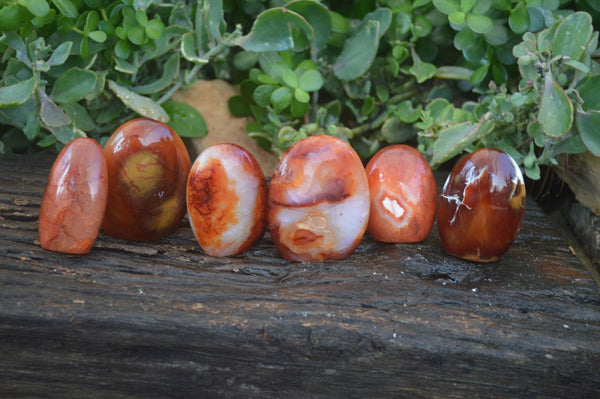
[1,0,600,180]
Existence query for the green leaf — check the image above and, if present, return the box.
[180,33,208,64]
[552,12,593,62]
[381,116,415,143]
[38,88,71,127]
[127,26,146,45]
[285,0,332,51]
[108,80,168,122]
[52,68,96,103]
[282,68,298,88]
[363,8,392,39]
[115,40,132,59]
[460,0,476,12]
[231,8,314,52]
[576,109,600,156]
[84,10,99,33]
[290,96,309,117]
[433,0,459,14]
[563,59,589,74]
[145,19,165,40]
[431,119,495,165]
[448,11,465,25]
[19,0,49,17]
[484,24,509,46]
[0,31,31,67]
[46,41,72,66]
[508,5,529,34]
[298,69,323,92]
[271,86,292,112]
[578,74,600,111]
[80,36,90,60]
[294,87,310,103]
[228,95,251,117]
[132,53,179,95]
[409,47,436,84]
[0,78,36,108]
[162,100,207,138]
[333,20,380,81]
[454,28,477,51]
[466,13,494,34]
[395,100,421,123]
[88,30,107,43]
[538,75,573,137]
[62,102,97,131]
[0,4,22,31]
[51,0,77,18]
[135,9,148,26]
[253,85,276,108]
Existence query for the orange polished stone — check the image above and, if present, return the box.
[268,135,370,262]
[39,137,108,254]
[187,144,268,256]
[437,148,526,262]
[366,145,437,243]
[102,118,191,241]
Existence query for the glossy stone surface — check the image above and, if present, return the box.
[366,145,437,243]
[102,118,191,241]
[39,137,108,254]
[268,135,370,262]
[437,148,526,262]
[187,144,268,256]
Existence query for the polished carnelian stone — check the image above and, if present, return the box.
[437,148,526,263]
[39,137,108,254]
[366,145,437,243]
[268,135,370,262]
[187,144,267,256]
[102,118,191,241]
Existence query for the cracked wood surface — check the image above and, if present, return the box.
[1,153,599,398]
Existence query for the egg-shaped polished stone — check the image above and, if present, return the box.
[437,148,526,262]
[268,135,370,262]
[187,143,268,256]
[102,118,191,241]
[366,144,437,243]
[39,137,108,254]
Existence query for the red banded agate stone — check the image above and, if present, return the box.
[366,145,437,243]
[437,148,526,263]
[187,144,267,256]
[102,118,191,241]
[268,135,370,262]
[39,137,108,254]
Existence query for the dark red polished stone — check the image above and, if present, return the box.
[268,135,370,262]
[39,137,108,254]
[187,144,268,256]
[437,148,526,262]
[102,118,191,241]
[366,144,437,243]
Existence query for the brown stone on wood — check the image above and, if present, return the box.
[1,154,600,398]
[38,138,108,254]
[102,118,191,241]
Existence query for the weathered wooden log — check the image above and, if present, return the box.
[1,154,599,398]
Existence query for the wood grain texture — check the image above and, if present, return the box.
[1,154,599,398]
